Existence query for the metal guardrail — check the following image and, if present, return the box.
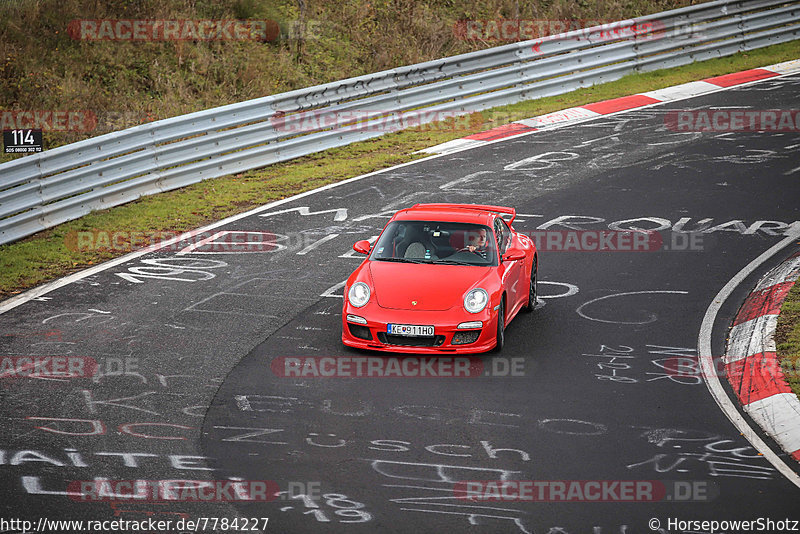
[1,0,798,245]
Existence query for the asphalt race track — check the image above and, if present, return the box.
[1,74,800,534]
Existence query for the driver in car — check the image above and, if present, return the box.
[465,229,489,259]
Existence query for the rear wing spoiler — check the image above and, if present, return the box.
[412,203,517,225]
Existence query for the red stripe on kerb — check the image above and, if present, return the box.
[581,94,661,115]
[703,69,778,88]
[733,281,794,326]
[465,123,536,141]
[725,352,793,405]
[793,450,800,463]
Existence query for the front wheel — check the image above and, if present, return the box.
[523,258,537,313]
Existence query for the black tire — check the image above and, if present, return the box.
[523,258,537,313]
[493,298,505,352]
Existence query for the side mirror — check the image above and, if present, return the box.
[502,249,525,262]
[353,240,372,255]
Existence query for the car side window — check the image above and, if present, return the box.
[494,218,510,254]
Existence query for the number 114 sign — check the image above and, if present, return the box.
[3,129,43,153]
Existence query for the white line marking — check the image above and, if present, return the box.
[576,290,688,324]
[258,206,348,221]
[538,281,579,299]
[321,280,346,298]
[176,231,226,255]
[296,234,339,255]
[439,171,494,190]
[417,138,487,155]
[698,225,800,489]
[784,165,800,176]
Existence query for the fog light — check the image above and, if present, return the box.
[347,314,367,324]
[348,324,372,340]
[452,331,481,345]
[457,321,482,329]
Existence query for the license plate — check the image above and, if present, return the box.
[388,324,434,337]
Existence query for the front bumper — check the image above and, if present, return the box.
[341,303,499,354]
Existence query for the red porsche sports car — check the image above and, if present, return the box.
[342,203,538,353]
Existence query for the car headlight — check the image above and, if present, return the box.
[348,282,371,308]
[464,288,489,313]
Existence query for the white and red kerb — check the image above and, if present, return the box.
[725,252,800,463]
[421,59,800,155]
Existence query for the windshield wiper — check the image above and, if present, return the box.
[374,257,429,264]
[431,258,475,265]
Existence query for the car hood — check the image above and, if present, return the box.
[368,261,491,311]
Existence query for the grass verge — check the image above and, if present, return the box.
[777,280,800,402]
[1,39,800,301]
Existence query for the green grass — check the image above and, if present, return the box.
[2,38,800,300]
[777,280,800,401]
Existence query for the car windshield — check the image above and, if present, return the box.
[370,220,497,266]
